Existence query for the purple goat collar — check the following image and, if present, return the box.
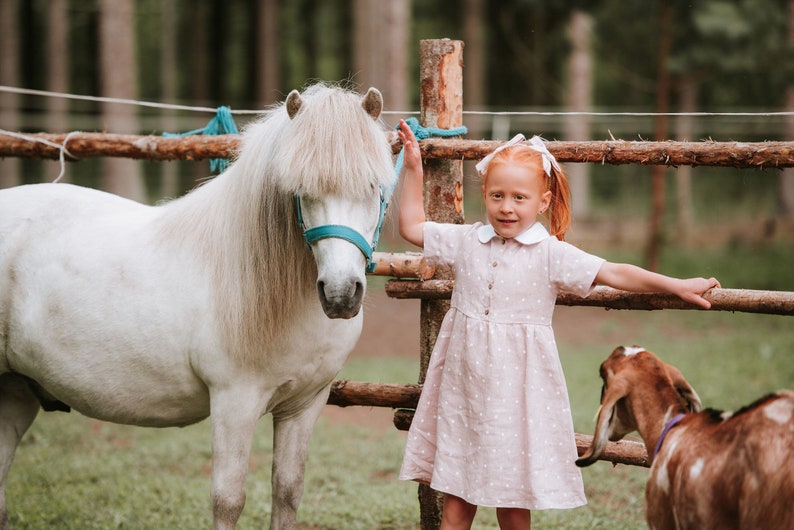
[653,413,686,461]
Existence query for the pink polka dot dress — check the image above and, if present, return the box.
[399,221,605,510]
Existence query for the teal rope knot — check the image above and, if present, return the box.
[393,117,468,178]
[163,106,239,173]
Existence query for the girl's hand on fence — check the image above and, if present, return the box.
[676,277,721,309]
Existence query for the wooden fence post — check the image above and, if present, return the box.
[412,38,465,530]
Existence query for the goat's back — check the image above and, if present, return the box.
[647,390,794,530]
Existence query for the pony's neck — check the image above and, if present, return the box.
[158,165,317,365]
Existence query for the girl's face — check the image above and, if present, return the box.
[482,162,551,239]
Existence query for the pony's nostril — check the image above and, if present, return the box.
[354,281,364,300]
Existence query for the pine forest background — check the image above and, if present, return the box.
[1,0,793,253]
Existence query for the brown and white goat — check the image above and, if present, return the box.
[576,345,794,530]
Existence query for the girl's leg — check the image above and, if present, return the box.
[495,507,531,530]
[440,494,477,530]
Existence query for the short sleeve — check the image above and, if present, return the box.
[548,239,606,297]
[423,222,473,269]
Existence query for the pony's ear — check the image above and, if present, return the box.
[286,90,303,119]
[361,87,382,120]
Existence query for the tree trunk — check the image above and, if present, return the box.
[45,0,69,183]
[0,0,21,188]
[188,1,210,188]
[564,10,593,222]
[353,0,409,117]
[98,0,145,201]
[256,0,281,106]
[675,74,697,246]
[780,0,794,218]
[646,1,671,272]
[462,0,486,137]
[159,0,179,199]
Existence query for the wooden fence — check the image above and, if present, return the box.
[3,38,794,530]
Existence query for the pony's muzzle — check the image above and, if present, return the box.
[316,278,365,319]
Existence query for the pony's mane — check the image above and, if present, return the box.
[158,83,394,367]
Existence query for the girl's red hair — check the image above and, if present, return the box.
[482,145,572,240]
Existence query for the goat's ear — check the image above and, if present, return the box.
[286,90,303,119]
[576,378,630,467]
[665,363,702,413]
[361,87,383,120]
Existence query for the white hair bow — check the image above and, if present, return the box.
[475,133,561,176]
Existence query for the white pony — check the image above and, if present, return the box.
[0,83,395,529]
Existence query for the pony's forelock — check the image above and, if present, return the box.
[238,83,394,200]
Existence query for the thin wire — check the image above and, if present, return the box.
[0,85,261,115]
[3,85,791,118]
[462,110,794,117]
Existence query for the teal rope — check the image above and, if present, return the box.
[392,117,467,180]
[163,106,239,173]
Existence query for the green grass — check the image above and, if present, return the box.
[6,243,794,529]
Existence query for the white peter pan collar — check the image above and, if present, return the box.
[477,222,550,245]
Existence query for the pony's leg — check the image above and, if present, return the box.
[0,375,40,530]
[209,387,264,530]
[269,385,332,530]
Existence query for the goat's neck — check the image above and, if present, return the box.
[633,398,686,462]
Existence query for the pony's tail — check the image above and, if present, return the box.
[548,165,572,241]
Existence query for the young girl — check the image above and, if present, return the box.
[396,120,720,530]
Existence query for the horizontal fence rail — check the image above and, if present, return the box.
[385,280,794,316]
[2,131,794,168]
[327,380,651,467]
[372,253,794,314]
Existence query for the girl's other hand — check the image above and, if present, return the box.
[398,119,422,173]
[676,277,721,309]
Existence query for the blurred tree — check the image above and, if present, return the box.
[98,0,145,201]
[781,0,794,218]
[255,0,281,106]
[160,0,180,198]
[463,0,486,136]
[487,0,568,107]
[0,0,21,189]
[46,0,69,185]
[47,0,69,138]
[674,74,696,246]
[353,0,409,112]
[667,0,792,223]
[564,9,593,220]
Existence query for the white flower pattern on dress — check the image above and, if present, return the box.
[399,221,604,510]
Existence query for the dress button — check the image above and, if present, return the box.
[492,261,498,267]
[484,309,490,315]
[488,283,494,290]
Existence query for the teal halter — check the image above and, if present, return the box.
[296,117,467,274]
[296,186,387,274]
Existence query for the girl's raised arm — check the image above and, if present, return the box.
[397,119,426,248]
[595,262,720,309]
